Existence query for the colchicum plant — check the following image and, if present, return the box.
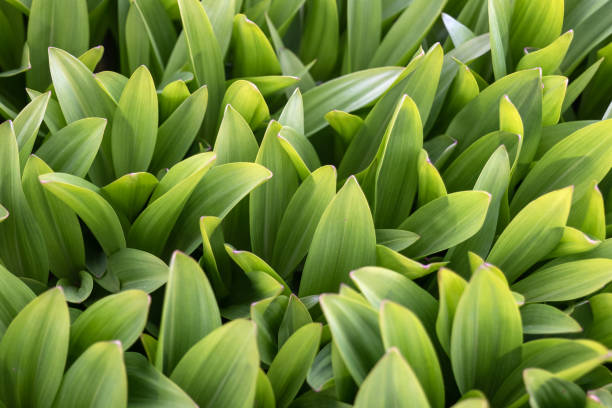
[0,0,611,406]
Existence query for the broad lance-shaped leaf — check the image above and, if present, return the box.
[267,323,322,408]
[588,294,612,348]
[0,121,49,282]
[26,0,89,91]
[48,47,116,183]
[157,252,221,375]
[13,91,49,169]
[568,181,606,241]
[365,94,422,228]
[220,80,269,130]
[167,162,272,255]
[446,146,511,276]
[370,0,445,67]
[249,296,289,365]
[511,120,612,213]
[340,44,443,178]
[131,0,177,70]
[345,0,381,72]
[178,0,224,139]
[299,0,339,79]
[0,265,35,338]
[111,65,158,177]
[299,176,376,296]
[36,117,106,178]
[277,126,320,179]
[350,267,439,338]
[516,30,574,75]
[214,104,259,164]
[512,259,612,302]
[250,121,299,261]
[22,156,85,282]
[100,172,159,223]
[488,0,511,79]
[520,304,582,335]
[492,338,609,406]
[52,341,127,408]
[450,263,522,396]
[487,187,572,283]
[232,13,281,77]
[128,153,216,256]
[202,0,235,58]
[353,349,431,408]
[380,302,444,408]
[278,294,313,347]
[375,229,420,252]
[524,368,585,408]
[0,288,69,408]
[302,67,404,136]
[68,289,148,360]
[107,248,168,294]
[319,294,384,385]
[398,191,490,259]
[272,165,336,278]
[171,320,259,408]
[158,80,190,122]
[126,352,197,408]
[39,172,126,255]
[436,268,468,355]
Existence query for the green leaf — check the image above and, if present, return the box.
[346,0,381,72]
[151,85,208,173]
[229,75,299,97]
[416,150,447,207]
[56,270,93,304]
[0,264,35,338]
[562,58,604,113]
[25,88,66,134]
[341,45,443,177]
[278,88,305,135]
[100,172,158,222]
[399,191,490,258]
[170,320,259,408]
[111,65,158,176]
[302,67,404,136]
[250,295,288,364]
[0,121,49,281]
[300,0,339,79]
[353,349,431,408]
[168,162,272,254]
[250,121,299,261]
[13,91,50,169]
[441,13,475,47]
[451,263,522,395]
[299,176,376,296]
[277,126,321,179]
[128,153,215,256]
[225,244,289,293]
[541,75,567,127]
[515,30,574,74]
[22,155,85,282]
[488,0,511,79]
[26,0,89,91]
[69,289,149,360]
[512,259,612,302]
[40,172,126,255]
[319,294,384,384]
[376,229,420,252]
[214,104,259,164]
[492,338,609,406]
[107,248,168,293]
[488,187,572,282]
[307,343,333,392]
[371,0,446,67]
[513,119,612,212]
[52,341,127,408]
[0,288,69,408]
[36,117,106,177]
[278,294,313,347]
[95,71,129,103]
[545,226,601,259]
[267,0,304,36]
[380,301,444,408]
[220,80,269,130]
[157,251,221,375]
[159,80,190,123]
[446,146,511,276]
[436,268,468,355]
[588,293,612,348]
[375,244,446,279]
[254,369,276,408]
[268,323,322,408]
[524,368,586,408]
[178,0,225,139]
[350,267,438,337]
[131,0,177,69]
[125,4,150,72]
[568,182,607,241]
[272,165,336,278]
[232,13,281,77]
[202,0,235,58]
[125,352,197,408]
[509,0,564,62]
[520,304,582,335]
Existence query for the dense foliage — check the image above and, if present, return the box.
[0,0,611,407]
